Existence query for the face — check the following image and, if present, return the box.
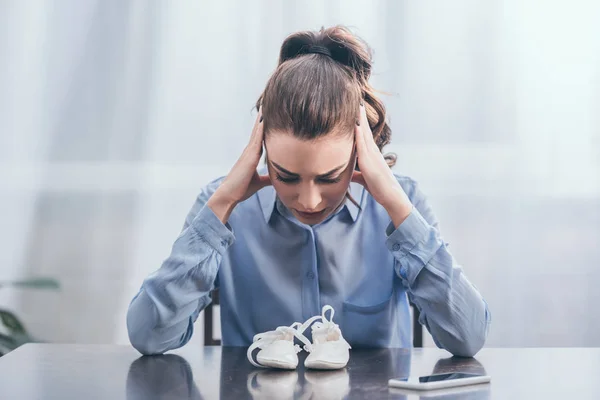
[265,132,355,225]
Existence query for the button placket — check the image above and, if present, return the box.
[302,228,320,320]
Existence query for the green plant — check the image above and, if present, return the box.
[0,278,60,356]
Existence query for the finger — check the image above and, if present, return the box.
[359,100,368,125]
[249,106,264,149]
[356,103,371,148]
[351,170,366,186]
[359,102,379,151]
[354,113,368,157]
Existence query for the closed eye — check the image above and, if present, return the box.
[275,174,299,184]
[318,176,342,184]
[275,174,342,185]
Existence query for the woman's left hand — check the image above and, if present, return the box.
[351,103,413,227]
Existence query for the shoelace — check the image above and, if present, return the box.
[246,322,313,368]
[297,305,350,353]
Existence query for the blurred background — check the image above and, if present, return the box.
[1,0,599,352]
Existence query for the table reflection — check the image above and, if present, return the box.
[126,348,489,400]
[126,354,204,400]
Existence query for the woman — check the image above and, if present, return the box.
[126,26,491,359]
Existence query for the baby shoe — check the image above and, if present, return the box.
[247,322,312,369]
[299,305,351,370]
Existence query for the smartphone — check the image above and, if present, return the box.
[388,372,491,391]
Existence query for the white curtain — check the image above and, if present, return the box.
[1,0,599,347]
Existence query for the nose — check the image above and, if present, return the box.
[297,182,322,211]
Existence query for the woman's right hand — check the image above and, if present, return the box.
[207,108,271,223]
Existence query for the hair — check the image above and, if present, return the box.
[256,25,396,168]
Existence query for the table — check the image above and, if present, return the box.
[0,344,598,399]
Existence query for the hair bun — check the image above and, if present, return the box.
[278,26,372,81]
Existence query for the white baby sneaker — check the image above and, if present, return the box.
[299,305,351,370]
[247,322,312,369]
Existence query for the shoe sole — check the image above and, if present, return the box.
[256,356,297,370]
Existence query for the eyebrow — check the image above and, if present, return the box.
[271,160,347,178]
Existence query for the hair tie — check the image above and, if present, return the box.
[306,45,332,58]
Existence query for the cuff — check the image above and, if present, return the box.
[385,207,431,252]
[189,205,235,255]
[385,208,440,284]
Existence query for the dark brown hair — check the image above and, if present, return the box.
[256,25,396,168]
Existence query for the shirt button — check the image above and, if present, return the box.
[392,243,401,251]
[306,271,315,279]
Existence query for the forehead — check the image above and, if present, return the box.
[265,132,354,174]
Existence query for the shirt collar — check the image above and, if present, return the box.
[257,184,278,222]
[345,181,364,221]
[257,181,364,224]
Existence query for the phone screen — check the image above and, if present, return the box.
[419,373,483,383]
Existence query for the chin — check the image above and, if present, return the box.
[293,210,331,225]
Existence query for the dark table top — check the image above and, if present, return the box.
[0,344,599,399]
